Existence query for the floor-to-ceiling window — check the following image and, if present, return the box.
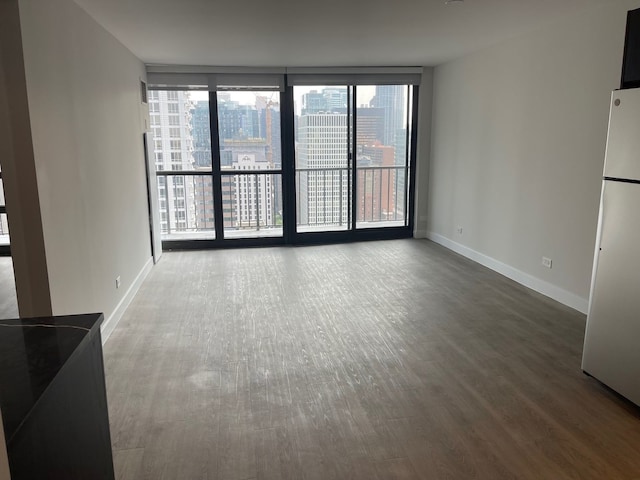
[215,90,283,239]
[295,85,351,233]
[148,90,215,241]
[292,83,414,239]
[355,85,411,230]
[146,69,419,248]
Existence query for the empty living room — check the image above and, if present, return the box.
[1,0,640,479]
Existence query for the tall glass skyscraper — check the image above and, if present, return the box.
[371,85,405,148]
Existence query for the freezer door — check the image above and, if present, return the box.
[604,88,640,181]
[582,181,640,406]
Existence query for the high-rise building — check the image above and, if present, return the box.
[356,107,385,145]
[368,86,409,222]
[217,99,260,141]
[148,90,197,235]
[296,98,402,228]
[255,96,283,215]
[324,88,348,111]
[222,139,274,229]
[357,145,396,222]
[254,96,281,166]
[394,128,408,219]
[371,85,405,147]
[301,90,325,115]
[193,173,215,231]
[302,88,348,115]
[297,113,349,226]
[191,100,212,169]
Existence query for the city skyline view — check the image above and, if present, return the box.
[187,87,381,118]
[149,84,412,241]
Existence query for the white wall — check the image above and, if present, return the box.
[426,2,640,312]
[414,68,433,238]
[15,0,152,324]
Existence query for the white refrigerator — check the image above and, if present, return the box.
[582,88,640,407]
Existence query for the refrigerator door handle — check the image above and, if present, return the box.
[595,182,606,253]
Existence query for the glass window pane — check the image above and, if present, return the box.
[221,173,282,239]
[217,91,281,171]
[158,175,215,240]
[294,86,350,233]
[148,90,212,172]
[215,90,283,240]
[356,85,409,229]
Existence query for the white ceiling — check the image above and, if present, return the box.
[73,0,610,67]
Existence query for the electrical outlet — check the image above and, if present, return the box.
[456,226,463,235]
[542,257,552,269]
[116,276,121,289]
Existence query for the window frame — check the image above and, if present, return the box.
[146,70,420,249]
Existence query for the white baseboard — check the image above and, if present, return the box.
[101,257,153,344]
[427,232,589,314]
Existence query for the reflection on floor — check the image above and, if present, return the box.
[0,257,18,319]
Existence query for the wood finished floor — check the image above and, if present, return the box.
[104,239,640,480]
[0,257,18,319]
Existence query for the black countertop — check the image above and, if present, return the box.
[0,313,104,444]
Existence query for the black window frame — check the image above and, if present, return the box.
[154,81,419,251]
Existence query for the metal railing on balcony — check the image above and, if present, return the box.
[156,171,282,240]
[296,165,408,230]
[155,165,408,240]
